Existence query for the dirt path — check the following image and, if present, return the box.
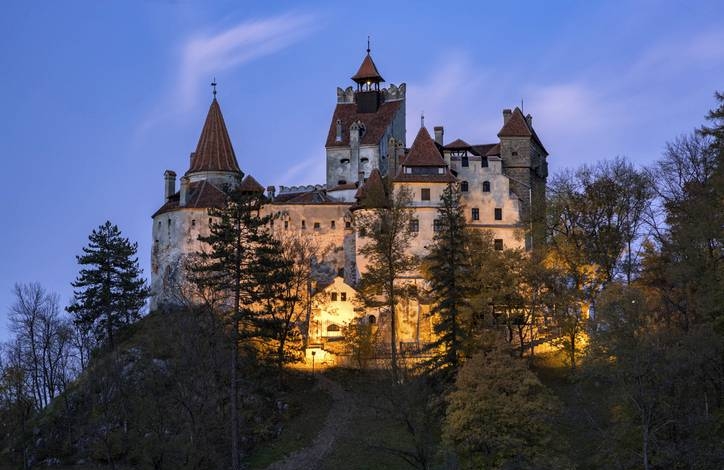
[264,375,354,470]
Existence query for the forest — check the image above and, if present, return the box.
[0,93,722,470]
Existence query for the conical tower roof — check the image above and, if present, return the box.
[187,98,241,175]
[404,127,446,166]
[351,52,384,83]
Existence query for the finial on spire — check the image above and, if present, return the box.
[367,35,371,54]
[211,77,217,98]
[421,111,425,128]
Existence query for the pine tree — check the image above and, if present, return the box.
[67,221,148,350]
[422,183,474,378]
[189,186,278,469]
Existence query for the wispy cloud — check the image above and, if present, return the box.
[273,154,325,187]
[177,13,318,109]
[135,12,318,137]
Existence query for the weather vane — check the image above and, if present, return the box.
[421,111,425,128]
[211,77,217,97]
[367,35,371,54]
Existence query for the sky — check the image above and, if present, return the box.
[1,0,723,342]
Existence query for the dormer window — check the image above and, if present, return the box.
[438,167,444,174]
[340,158,350,164]
[405,167,412,174]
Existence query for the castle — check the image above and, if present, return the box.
[151,47,548,349]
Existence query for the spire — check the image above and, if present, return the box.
[211,77,217,97]
[186,97,242,175]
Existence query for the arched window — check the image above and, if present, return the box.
[460,181,469,192]
[368,315,376,325]
[483,181,491,192]
[327,324,341,332]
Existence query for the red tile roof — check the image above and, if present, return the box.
[497,107,547,154]
[403,127,446,167]
[484,143,500,156]
[355,168,385,200]
[238,174,264,193]
[444,138,472,150]
[351,53,384,83]
[186,98,242,175]
[325,100,402,147]
[152,180,228,217]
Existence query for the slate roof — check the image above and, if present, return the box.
[273,190,339,204]
[186,98,242,175]
[483,143,501,156]
[351,53,384,83]
[325,100,402,147]
[152,180,228,217]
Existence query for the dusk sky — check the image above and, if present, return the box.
[2,0,723,342]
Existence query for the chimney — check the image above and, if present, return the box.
[179,176,190,207]
[335,119,343,142]
[164,170,176,201]
[525,114,533,127]
[434,126,444,145]
[267,185,276,201]
[503,109,512,125]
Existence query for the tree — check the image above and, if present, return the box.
[189,186,277,470]
[356,182,417,382]
[422,184,474,378]
[67,221,149,350]
[442,333,569,469]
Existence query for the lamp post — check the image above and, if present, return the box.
[311,350,316,376]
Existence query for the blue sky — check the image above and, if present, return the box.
[2,0,723,341]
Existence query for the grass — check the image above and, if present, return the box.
[245,373,333,469]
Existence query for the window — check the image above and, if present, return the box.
[368,315,376,325]
[361,157,369,163]
[483,181,491,192]
[512,151,518,156]
[345,221,352,229]
[409,219,419,233]
[421,188,431,201]
[433,219,442,232]
[340,158,350,164]
[481,157,488,168]
[472,208,479,221]
[461,156,469,167]
[209,218,213,225]
[284,220,289,230]
[313,222,321,230]
[327,324,341,332]
[460,181,469,192]
[191,219,196,227]
[494,239,504,251]
[341,292,347,301]
[494,208,502,220]
[331,292,338,301]
[301,220,306,229]
[338,180,347,185]
[331,220,336,229]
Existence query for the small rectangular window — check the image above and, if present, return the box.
[472,208,479,221]
[191,219,196,227]
[481,157,488,168]
[494,239,504,251]
[331,220,336,229]
[302,220,306,229]
[314,222,321,230]
[340,292,347,301]
[433,219,442,232]
[284,220,289,230]
[461,156,469,167]
[494,208,502,220]
[409,219,419,233]
[345,221,352,229]
[331,292,338,301]
[421,188,431,201]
